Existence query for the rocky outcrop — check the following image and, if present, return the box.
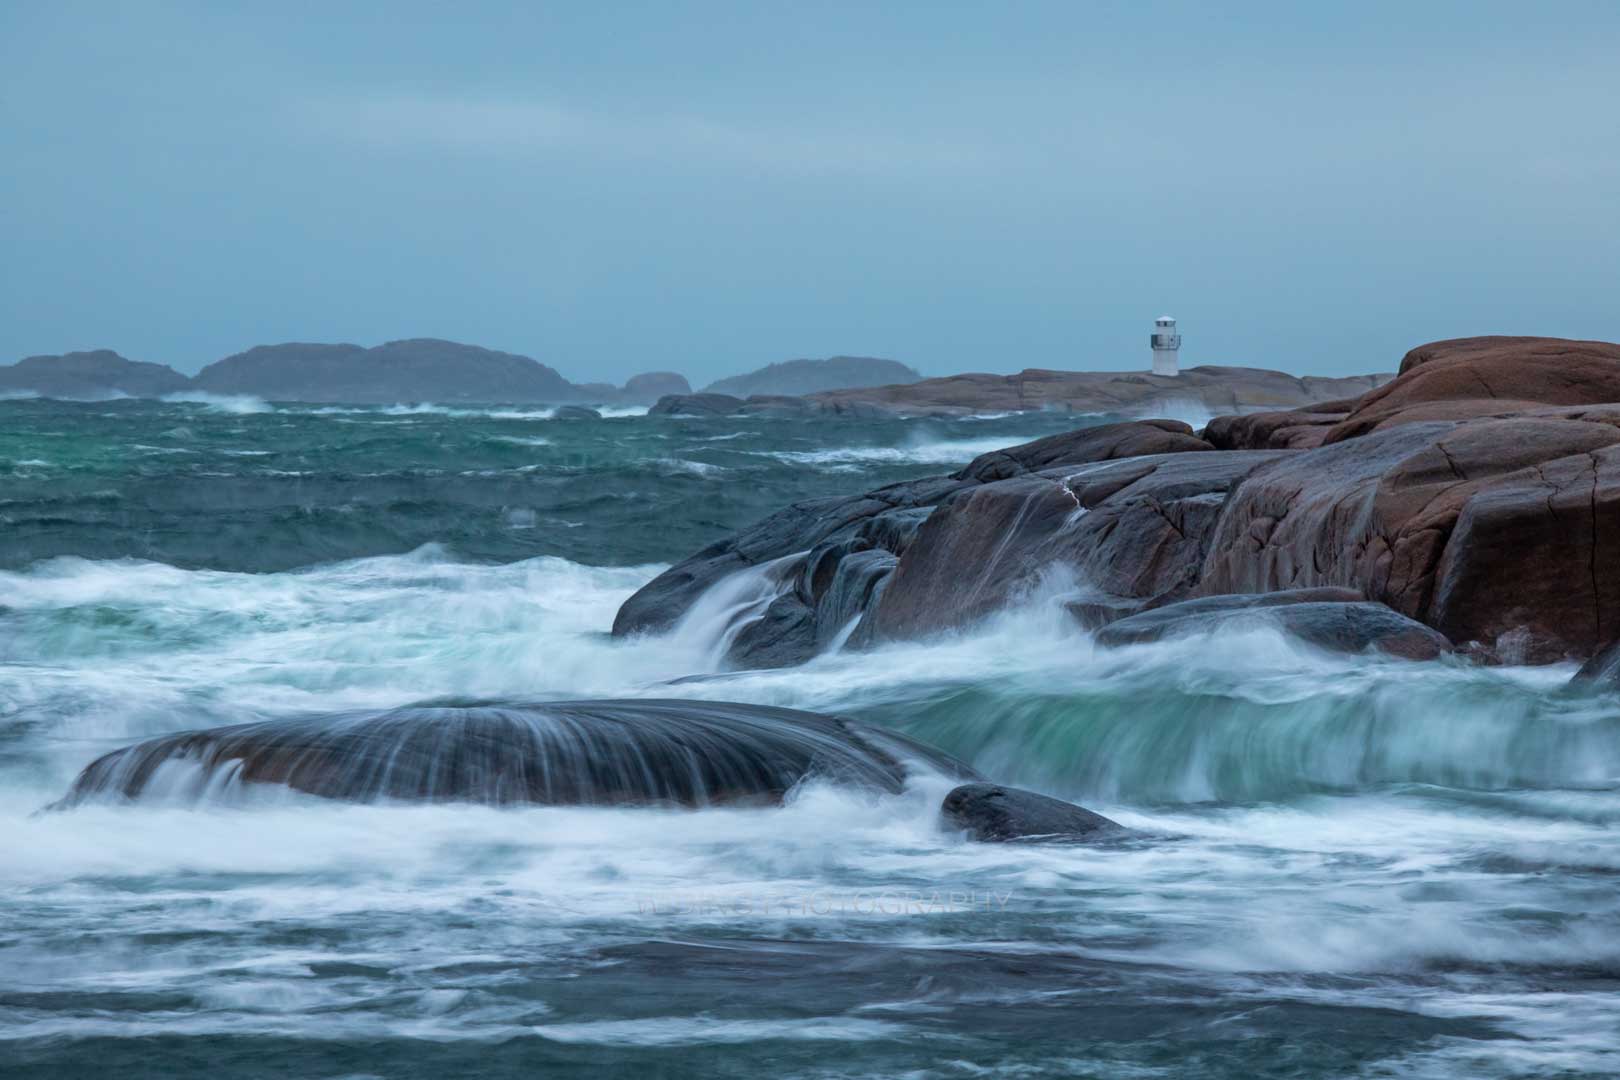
[0,349,191,398]
[1321,337,1620,443]
[1202,398,1360,451]
[613,420,1238,666]
[619,335,1620,669]
[1094,589,1452,660]
[955,418,1212,481]
[647,392,746,417]
[53,699,981,809]
[810,365,1387,418]
[871,451,1285,640]
[620,371,691,403]
[611,473,968,641]
[706,356,920,397]
[940,783,1124,843]
[1198,409,1620,661]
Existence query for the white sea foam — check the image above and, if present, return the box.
[3,547,1618,1069]
[162,390,273,414]
[755,434,1019,468]
[1131,396,1216,431]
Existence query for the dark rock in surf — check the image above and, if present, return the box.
[1094,590,1452,660]
[620,371,691,404]
[738,394,816,417]
[647,393,746,417]
[52,699,980,809]
[1571,640,1620,687]
[551,405,602,420]
[611,474,967,642]
[612,420,1228,669]
[940,783,1124,843]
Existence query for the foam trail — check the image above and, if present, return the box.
[162,390,273,414]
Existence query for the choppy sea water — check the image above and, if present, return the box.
[2,396,1619,1079]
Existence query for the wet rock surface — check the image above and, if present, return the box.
[1094,590,1453,660]
[618,336,1620,669]
[54,699,982,809]
[940,783,1125,843]
[613,421,1227,666]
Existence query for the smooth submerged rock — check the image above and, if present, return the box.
[54,699,980,809]
[1095,590,1453,660]
[940,783,1124,843]
[550,405,602,420]
[647,392,745,417]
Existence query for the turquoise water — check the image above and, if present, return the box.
[2,396,1618,1078]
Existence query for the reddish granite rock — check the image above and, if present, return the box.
[1202,398,1360,451]
[1323,336,1620,444]
[872,452,1284,641]
[1199,413,1620,661]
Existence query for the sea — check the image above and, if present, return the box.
[2,393,1618,1078]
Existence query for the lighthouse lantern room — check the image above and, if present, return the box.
[1150,316,1181,377]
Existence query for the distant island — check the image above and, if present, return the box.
[703,356,920,397]
[2,338,1384,413]
[1,340,916,406]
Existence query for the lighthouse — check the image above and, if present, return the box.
[1150,315,1181,376]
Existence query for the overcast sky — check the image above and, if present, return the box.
[3,1,1618,383]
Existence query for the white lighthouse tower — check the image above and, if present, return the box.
[1150,316,1181,376]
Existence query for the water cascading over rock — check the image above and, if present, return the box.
[52,699,980,809]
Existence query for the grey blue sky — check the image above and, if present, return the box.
[3,1,1618,383]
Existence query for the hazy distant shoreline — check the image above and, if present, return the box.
[0,338,1383,416]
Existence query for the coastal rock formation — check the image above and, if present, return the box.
[811,365,1386,418]
[193,339,581,403]
[871,450,1285,640]
[1197,409,1620,661]
[1202,398,1361,451]
[613,419,1238,666]
[1322,336,1620,443]
[618,335,1620,669]
[0,349,191,398]
[1094,590,1452,660]
[940,783,1124,843]
[54,699,979,809]
[705,356,920,397]
[648,392,746,417]
[955,418,1212,481]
